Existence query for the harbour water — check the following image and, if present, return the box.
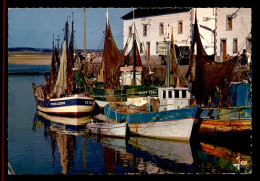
[7,64,252,175]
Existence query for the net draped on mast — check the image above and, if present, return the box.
[186,13,239,106]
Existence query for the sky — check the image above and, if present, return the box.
[8,8,133,50]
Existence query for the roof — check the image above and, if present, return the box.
[121,8,191,19]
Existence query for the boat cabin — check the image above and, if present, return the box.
[119,66,142,86]
[158,87,190,111]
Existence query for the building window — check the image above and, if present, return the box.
[246,38,252,53]
[147,42,150,61]
[175,90,179,98]
[168,90,172,98]
[140,42,143,54]
[227,16,232,31]
[143,24,147,37]
[233,38,238,53]
[129,26,132,37]
[159,22,164,35]
[178,20,183,34]
[156,42,159,54]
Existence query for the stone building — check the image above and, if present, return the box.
[121,8,251,64]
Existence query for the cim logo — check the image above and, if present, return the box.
[233,156,249,171]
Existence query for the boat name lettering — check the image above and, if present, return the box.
[138,90,157,95]
[85,100,93,104]
[50,101,66,106]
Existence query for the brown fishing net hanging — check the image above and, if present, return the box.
[186,14,239,106]
[102,22,124,89]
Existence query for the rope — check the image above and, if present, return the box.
[170,46,190,89]
[97,32,105,51]
[177,30,191,63]
[137,111,160,133]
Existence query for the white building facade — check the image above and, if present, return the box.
[122,8,251,63]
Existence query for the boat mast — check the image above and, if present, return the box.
[52,34,54,52]
[214,8,217,59]
[84,8,86,53]
[132,8,136,86]
[71,12,74,67]
[166,24,170,87]
[55,35,61,55]
[106,8,109,26]
[64,18,69,62]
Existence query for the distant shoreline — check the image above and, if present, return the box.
[8,52,52,65]
[8,49,105,65]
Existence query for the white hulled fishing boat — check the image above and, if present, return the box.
[32,17,95,117]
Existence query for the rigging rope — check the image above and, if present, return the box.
[170,46,190,89]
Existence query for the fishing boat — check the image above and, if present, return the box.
[104,24,198,141]
[198,82,251,135]
[87,119,127,138]
[87,11,158,110]
[105,88,198,141]
[185,13,252,137]
[32,17,95,117]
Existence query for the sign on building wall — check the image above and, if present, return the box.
[158,42,167,56]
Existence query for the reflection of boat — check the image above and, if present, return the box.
[35,110,91,135]
[33,111,91,174]
[198,141,252,174]
[88,135,127,153]
[126,136,195,173]
[32,17,95,117]
[37,110,92,125]
[87,119,127,138]
[128,136,193,164]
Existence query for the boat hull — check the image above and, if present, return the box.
[87,122,127,138]
[128,118,194,141]
[198,107,252,134]
[36,95,95,116]
[104,104,198,141]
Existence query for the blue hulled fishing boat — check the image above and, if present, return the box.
[104,22,198,141]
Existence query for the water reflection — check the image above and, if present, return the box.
[33,111,92,135]
[9,73,253,174]
[197,141,252,174]
[32,110,252,174]
[88,135,130,174]
[126,136,195,174]
[33,111,92,174]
